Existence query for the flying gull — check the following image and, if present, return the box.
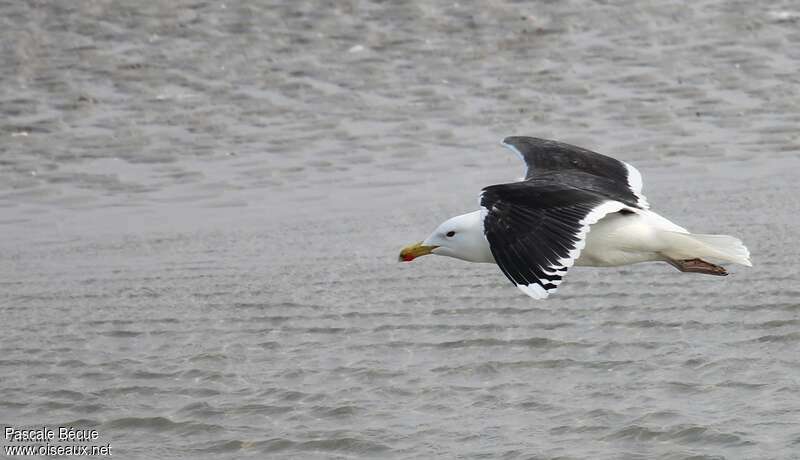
[398,136,751,299]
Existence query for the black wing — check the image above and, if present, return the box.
[480,180,626,299]
[502,136,649,209]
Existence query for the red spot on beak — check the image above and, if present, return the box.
[402,254,415,262]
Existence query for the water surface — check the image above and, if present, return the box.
[2,1,799,459]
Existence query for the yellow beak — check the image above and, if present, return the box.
[398,242,437,262]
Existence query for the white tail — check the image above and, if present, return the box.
[661,231,752,266]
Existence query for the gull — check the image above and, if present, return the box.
[399,137,751,299]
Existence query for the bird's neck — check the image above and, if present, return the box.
[458,210,495,263]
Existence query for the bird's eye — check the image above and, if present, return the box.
[446,231,456,237]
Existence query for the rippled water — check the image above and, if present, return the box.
[2,1,800,459]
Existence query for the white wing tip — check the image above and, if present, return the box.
[623,162,649,209]
[517,283,554,300]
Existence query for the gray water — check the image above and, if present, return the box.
[2,1,800,459]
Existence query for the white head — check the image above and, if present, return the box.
[399,211,493,263]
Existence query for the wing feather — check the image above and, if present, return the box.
[501,136,649,209]
[480,180,626,299]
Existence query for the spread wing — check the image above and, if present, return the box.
[501,136,649,209]
[480,179,628,299]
